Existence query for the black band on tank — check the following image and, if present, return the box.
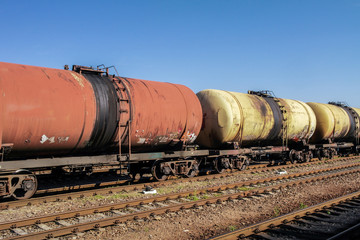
[341,106,356,139]
[83,73,118,150]
[264,97,282,140]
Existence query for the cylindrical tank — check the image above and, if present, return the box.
[114,77,203,150]
[352,107,360,140]
[196,89,316,148]
[307,102,351,142]
[0,62,98,156]
[0,62,203,158]
[353,108,360,119]
[195,90,275,147]
[278,98,317,141]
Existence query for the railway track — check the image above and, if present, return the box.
[35,156,354,195]
[0,156,358,210]
[34,162,268,195]
[211,190,360,240]
[1,161,360,239]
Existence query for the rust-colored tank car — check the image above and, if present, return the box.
[307,102,360,143]
[196,89,316,148]
[0,62,202,158]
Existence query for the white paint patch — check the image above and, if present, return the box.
[137,138,146,144]
[187,132,197,143]
[40,135,48,144]
[48,137,55,143]
[40,134,56,144]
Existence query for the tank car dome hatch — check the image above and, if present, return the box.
[196,89,316,148]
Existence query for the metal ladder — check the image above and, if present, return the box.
[247,90,288,150]
[112,76,132,174]
[350,108,359,146]
[274,98,288,151]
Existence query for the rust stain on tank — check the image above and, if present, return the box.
[70,72,85,87]
[114,77,202,150]
[0,62,97,156]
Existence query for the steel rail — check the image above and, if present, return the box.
[33,156,358,196]
[327,221,360,240]
[6,169,360,240]
[0,157,357,210]
[210,191,360,240]
[2,164,360,239]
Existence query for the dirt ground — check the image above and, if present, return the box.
[68,171,360,240]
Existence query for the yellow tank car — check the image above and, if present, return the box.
[277,98,317,142]
[195,89,275,148]
[196,89,316,148]
[352,107,360,140]
[353,107,360,119]
[307,102,351,142]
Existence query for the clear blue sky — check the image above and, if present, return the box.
[1,0,359,106]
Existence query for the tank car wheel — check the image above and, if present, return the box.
[185,169,198,178]
[237,156,249,171]
[330,149,337,159]
[185,162,199,178]
[305,151,313,162]
[151,162,169,181]
[213,158,226,173]
[315,149,322,160]
[130,172,142,181]
[302,152,309,163]
[11,173,38,200]
[289,150,297,164]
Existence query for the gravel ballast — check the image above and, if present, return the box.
[0,158,360,239]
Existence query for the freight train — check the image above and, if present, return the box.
[0,62,359,199]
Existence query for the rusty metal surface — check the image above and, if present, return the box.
[0,154,119,170]
[0,149,211,170]
[115,77,202,150]
[0,62,202,159]
[0,62,97,157]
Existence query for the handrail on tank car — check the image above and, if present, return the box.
[247,90,276,98]
[328,101,349,107]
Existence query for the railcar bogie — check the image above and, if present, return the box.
[0,170,37,200]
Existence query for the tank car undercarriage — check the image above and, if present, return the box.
[1,141,358,199]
